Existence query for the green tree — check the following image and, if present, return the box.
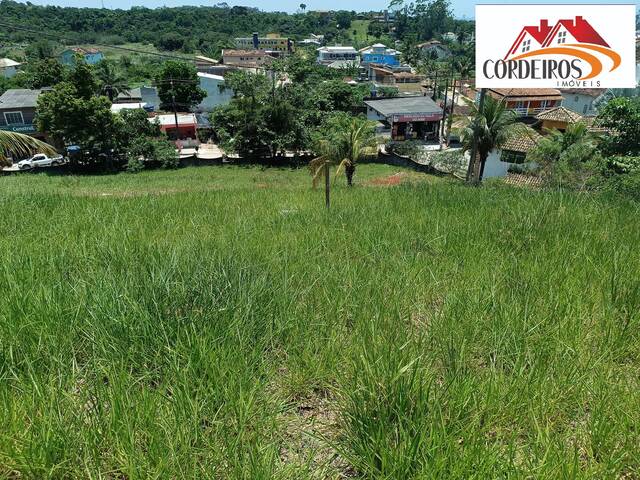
[95,60,129,102]
[27,59,65,89]
[597,97,640,156]
[37,82,122,161]
[155,61,206,112]
[460,95,526,182]
[529,123,601,189]
[310,113,376,186]
[67,59,100,99]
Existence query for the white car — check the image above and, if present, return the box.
[17,153,64,170]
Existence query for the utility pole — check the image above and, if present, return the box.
[324,163,330,209]
[441,74,450,140]
[446,78,458,146]
[466,88,486,184]
[170,78,179,141]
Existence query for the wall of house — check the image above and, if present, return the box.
[0,107,37,128]
[362,53,399,66]
[562,94,596,115]
[196,75,233,112]
[1,66,18,78]
[485,148,538,178]
[541,119,568,131]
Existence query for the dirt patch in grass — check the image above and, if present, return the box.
[366,172,409,187]
[279,389,356,478]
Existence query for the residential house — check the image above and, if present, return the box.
[535,106,584,131]
[535,105,608,134]
[486,88,564,117]
[149,113,198,140]
[0,89,43,137]
[372,10,396,24]
[235,33,294,56]
[115,86,160,112]
[484,127,542,178]
[442,32,458,42]
[221,49,275,69]
[317,46,359,66]
[417,40,451,59]
[360,43,401,67]
[559,88,605,115]
[368,65,424,94]
[195,55,219,73]
[299,34,325,46]
[196,72,233,112]
[365,96,443,141]
[60,47,104,66]
[0,58,21,78]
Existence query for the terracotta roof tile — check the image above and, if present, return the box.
[536,106,583,123]
[501,127,543,153]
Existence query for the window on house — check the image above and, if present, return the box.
[557,31,567,44]
[4,111,24,125]
[515,101,526,109]
[501,150,526,164]
[521,39,531,53]
[583,104,588,114]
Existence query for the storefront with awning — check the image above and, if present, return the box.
[364,96,443,141]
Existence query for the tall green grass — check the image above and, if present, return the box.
[0,166,638,478]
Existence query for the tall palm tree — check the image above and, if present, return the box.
[95,60,129,102]
[0,131,57,167]
[310,116,376,187]
[460,95,526,183]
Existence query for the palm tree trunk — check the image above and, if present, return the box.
[478,152,489,182]
[345,162,355,186]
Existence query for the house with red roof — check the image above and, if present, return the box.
[505,20,553,59]
[542,16,609,48]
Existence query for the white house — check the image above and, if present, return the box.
[316,46,359,66]
[196,72,233,112]
[560,89,605,115]
[484,128,541,178]
[0,58,21,78]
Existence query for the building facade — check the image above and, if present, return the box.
[486,88,563,117]
[221,49,275,69]
[0,89,43,136]
[560,89,604,115]
[360,44,400,66]
[317,46,359,65]
[365,96,443,142]
[60,47,104,66]
[196,73,233,112]
[235,34,293,55]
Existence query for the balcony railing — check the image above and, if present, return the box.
[510,106,548,116]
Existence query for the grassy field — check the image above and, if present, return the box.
[1,164,639,479]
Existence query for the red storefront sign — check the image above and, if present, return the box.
[392,113,443,123]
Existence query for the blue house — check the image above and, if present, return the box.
[360,43,401,66]
[60,47,104,66]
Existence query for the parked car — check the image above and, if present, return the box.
[17,153,64,170]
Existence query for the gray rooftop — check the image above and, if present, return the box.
[365,96,442,116]
[117,87,142,100]
[0,89,42,109]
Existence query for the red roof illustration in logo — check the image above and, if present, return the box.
[506,20,553,58]
[505,16,610,59]
[542,16,609,48]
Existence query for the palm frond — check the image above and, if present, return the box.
[0,131,57,166]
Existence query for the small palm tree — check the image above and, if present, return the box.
[310,116,376,188]
[0,131,58,167]
[95,60,129,102]
[460,95,526,182]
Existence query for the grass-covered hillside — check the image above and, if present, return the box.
[0,165,638,478]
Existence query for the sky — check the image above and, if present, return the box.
[17,0,640,20]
